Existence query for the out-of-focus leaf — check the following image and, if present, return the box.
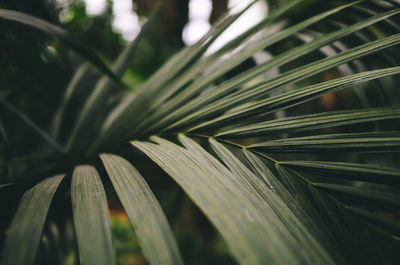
[0,175,64,265]
[0,118,7,143]
[66,0,167,151]
[0,99,64,153]
[49,63,89,138]
[0,9,125,86]
[94,0,300,149]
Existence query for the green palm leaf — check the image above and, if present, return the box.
[279,161,400,184]
[0,175,64,265]
[247,132,400,152]
[71,166,115,265]
[188,67,400,131]
[100,154,184,265]
[139,4,400,134]
[216,107,400,138]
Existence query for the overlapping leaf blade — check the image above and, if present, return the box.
[66,0,167,151]
[208,137,339,264]
[71,165,115,265]
[248,132,400,152]
[313,182,400,206]
[279,161,400,184]
[1,174,64,265]
[0,99,65,153]
[150,25,400,133]
[132,135,339,265]
[137,1,360,134]
[94,0,301,148]
[242,149,349,263]
[100,154,184,265]
[306,183,394,265]
[216,107,400,138]
[49,63,90,139]
[188,66,400,132]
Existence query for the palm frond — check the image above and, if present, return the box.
[1,0,400,264]
[100,154,184,265]
[132,135,331,265]
[71,166,115,265]
[0,175,64,265]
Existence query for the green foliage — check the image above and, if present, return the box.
[1,175,64,265]
[1,0,400,265]
[101,153,184,265]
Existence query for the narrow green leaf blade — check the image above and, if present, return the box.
[216,107,400,138]
[279,161,400,184]
[100,154,184,265]
[344,206,400,233]
[0,183,14,188]
[139,1,392,135]
[0,99,65,153]
[49,63,90,138]
[313,182,400,206]
[1,174,64,265]
[71,165,115,265]
[248,132,400,152]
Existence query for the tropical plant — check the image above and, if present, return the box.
[1,0,400,265]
